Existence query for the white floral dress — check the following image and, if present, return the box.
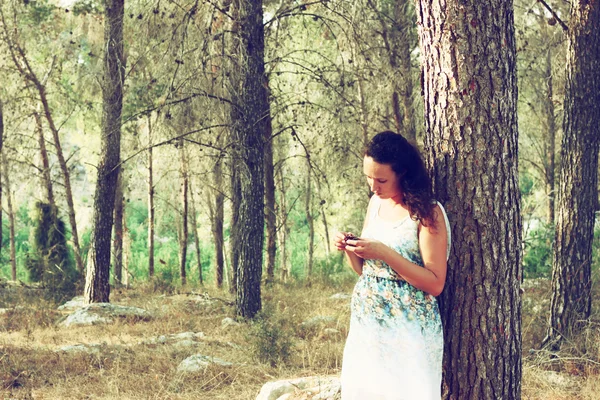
[341,196,451,400]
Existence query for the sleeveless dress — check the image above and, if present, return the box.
[341,196,451,400]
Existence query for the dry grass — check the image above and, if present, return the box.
[1,278,599,399]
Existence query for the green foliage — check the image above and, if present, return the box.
[24,0,55,25]
[247,305,294,367]
[523,222,554,279]
[24,202,80,302]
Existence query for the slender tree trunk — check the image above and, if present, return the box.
[34,111,55,205]
[178,138,189,286]
[264,122,277,284]
[305,163,314,278]
[540,24,557,226]
[0,20,85,273]
[2,151,16,281]
[147,115,155,278]
[85,0,125,303]
[545,0,600,348]
[0,99,3,259]
[211,157,225,288]
[189,181,203,284]
[123,223,131,288]
[113,169,124,286]
[314,177,331,255]
[277,165,290,282]
[415,1,522,398]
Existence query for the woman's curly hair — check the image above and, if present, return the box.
[364,131,437,227]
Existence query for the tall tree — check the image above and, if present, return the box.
[0,10,84,273]
[178,138,189,286]
[147,115,155,278]
[85,0,126,303]
[544,0,600,348]
[415,1,522,398]
[229,0,270,318]
[34,111,55,205]
[2,150,16,281]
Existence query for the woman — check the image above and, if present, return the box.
[335,131,450,399]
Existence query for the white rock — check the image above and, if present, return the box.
[140,331,205,345]
[300,316,336,330]
[60,303,152,327]
[221,317,240,328]
[58,296,86,311]
[256,376,340,400]
[329,293,351,301]
[177,354,233,372]
[56,344,102,354]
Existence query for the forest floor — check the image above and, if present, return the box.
[1,276,599,399]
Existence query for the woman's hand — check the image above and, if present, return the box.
[344,237,388,260]
[334,231,356,251]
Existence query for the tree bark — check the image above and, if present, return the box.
[277,164,290,282]
[147,115,155,278]
[2,151,16,281]
[545,0,600,348]
[178,138,189,286]
[113,169,124,286]
[229,0,269,318]
[34,111,55,206]
[415,1,522,398]
[85,0,125,303]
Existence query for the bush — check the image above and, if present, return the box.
[25,202,80,302]
[247,305,294,367]
[523,222,554,279]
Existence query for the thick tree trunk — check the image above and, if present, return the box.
[34,111,55,205]
[264,122,277,284]
[113,169,124,286]
[415,1,522,398]
[305,164,314,278]
[178,138,189,286]
[147,115,155,278]
[545,1,600,348]
[229,0,269,318]
[85,0,125,303]
[2,151,16,281]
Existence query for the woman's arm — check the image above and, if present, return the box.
[345,204,448,296]
[333,196,377,275]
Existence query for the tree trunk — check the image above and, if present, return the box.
[229,0,269,318]
[2,151,16,281]
[264,122,277,284]
[147,115,155,278]
[374,0,416,141]
[415,1,522,398]
[189,180,203,284]
[85,0,125,303]
[178,138,189,286]
[305,163,314,278]
[0,99,3,260]
[277,165,290,282]
[113,169,124,286]
[34,111,55,205]
[545,0,600,348]
[211,156,225,288]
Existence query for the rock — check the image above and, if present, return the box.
[301,316,336,329]
[329,293,351,301]
[177,354,233,372]
[256,376,341,400]
[321,328,340,339]
[59,303,152,327]
[140,331,206,346]
[58,296,86,311]
[56,344,102,354]
[221,317,240,328]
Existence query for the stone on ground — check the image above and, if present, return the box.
[59,303,152,327]
[256,376,341,400]
[177,354,234,372]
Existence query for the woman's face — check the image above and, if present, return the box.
[363,156,402,200]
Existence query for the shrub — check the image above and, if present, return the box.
[24,202,80,302]
[247,305,294,367]
[523,222,554,279]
